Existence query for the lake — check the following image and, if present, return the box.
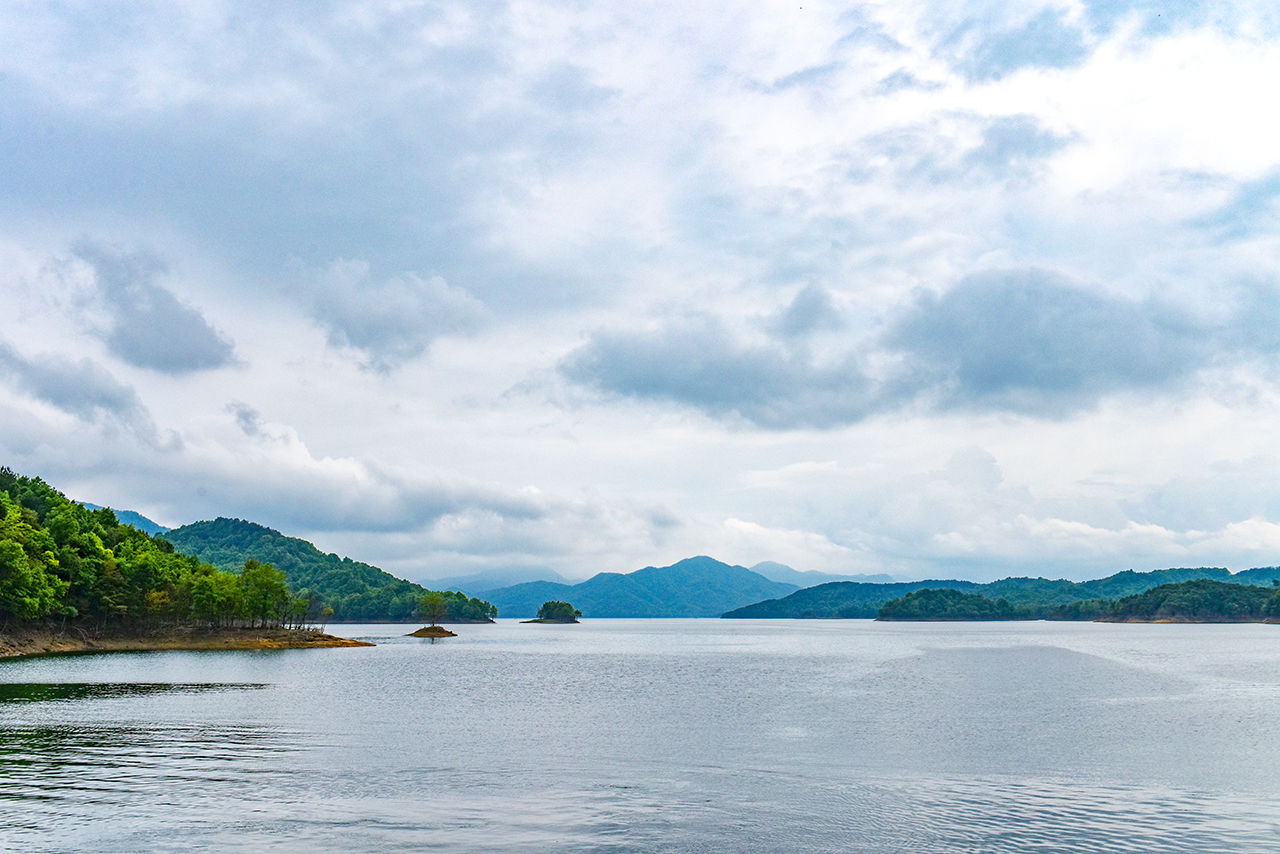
[2,619,1279,852]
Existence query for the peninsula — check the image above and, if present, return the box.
[0,626,372,659]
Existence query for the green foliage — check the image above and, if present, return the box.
[878,588,1020,620]
[419,592,446,625]
[165,517,496,622]
[0,466,315,630]
[241,558,290,627]
[419,590,497,624]
[535,600,581,621]
[1100,579,1274,621]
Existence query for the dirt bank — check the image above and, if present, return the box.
[0,626,374,659]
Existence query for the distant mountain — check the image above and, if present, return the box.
[77,502,170,536]
[723,566,1280,618]
[481,556,798,618]
[749,561,898,587]
[433,566,570,596]
[163,517,494,622]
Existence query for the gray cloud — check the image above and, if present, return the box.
[883,270,1215,415]
[72,241,236,374]
[309,260,486,371]
[561,317,872,429]
[226,401,263,437]
[564,271,1280,428]
[0,338,158,439]
[769,285,845,339]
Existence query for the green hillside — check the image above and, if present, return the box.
[1102,578,1278,622]
[163,518,495,622]
[480,556,798,617]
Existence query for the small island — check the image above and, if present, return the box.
[407,625,457,638]
[522,600,582,623]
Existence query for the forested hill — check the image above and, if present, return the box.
[0,468,293,627]
[163,518,491,622]
[480,556,798,617]
[724,565,1280,618]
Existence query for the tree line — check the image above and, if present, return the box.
[877,578,1280,622]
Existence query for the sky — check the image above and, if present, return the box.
[3,0,1280,584]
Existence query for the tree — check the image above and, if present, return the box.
[419,592,447,626]
[191,569,245,626]
[241,559,289,627]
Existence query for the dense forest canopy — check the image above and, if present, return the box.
[878,588,1019,620]
[535,601,582,622]
[1100,579,1278,622]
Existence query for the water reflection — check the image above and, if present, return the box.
[0,681,268,704]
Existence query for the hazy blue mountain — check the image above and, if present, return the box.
[432,567,569,596]
[749,561,898,587]
[77,502,170,536]
[724,565,1280,618]
[480,556,798,618]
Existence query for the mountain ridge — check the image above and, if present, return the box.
[723,565,1280,618]
[479,556,798,617]
[162,517,493,622]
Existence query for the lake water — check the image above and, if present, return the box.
[2,619,1279,852]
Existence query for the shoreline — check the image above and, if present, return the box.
[0,626,374,659]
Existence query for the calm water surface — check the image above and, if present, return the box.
[2,619,1279,852]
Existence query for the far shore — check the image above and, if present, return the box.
[0,626,374,659]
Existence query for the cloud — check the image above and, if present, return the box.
[962,115,1073,176]
[882,269,1213,415]
[560,317,873,429]
[71,241,236,374]
[769,285,844,339]
[0,337,158,440]
[309,259,486,371]
[564,270,1280,428]
[954,8,1091,82]
[226,401,263,437]
[1082,0,1214,37]
[1190,170,1280,239]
